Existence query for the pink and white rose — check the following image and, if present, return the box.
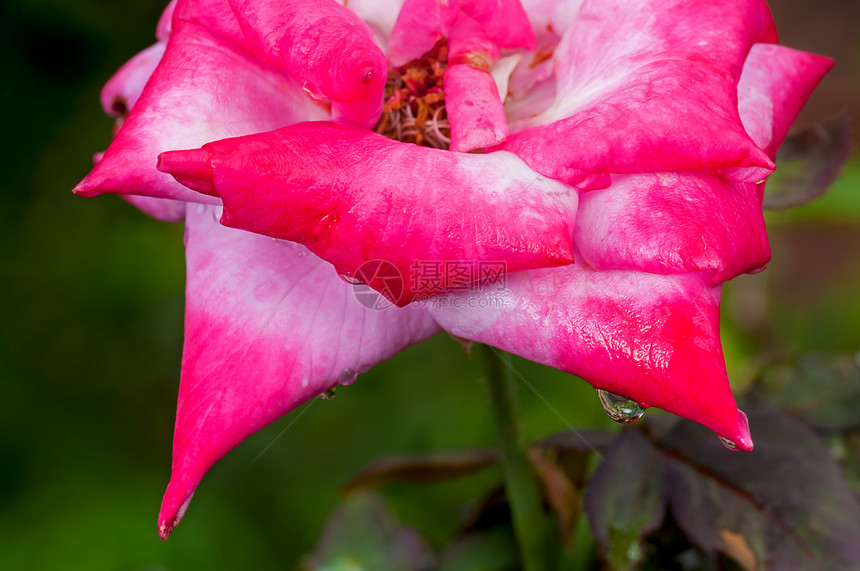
[76,0,831,538]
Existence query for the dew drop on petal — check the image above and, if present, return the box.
[338,368,357,385]
[597,389,645,424]
[320,387,337,400]
[718,435,739,451]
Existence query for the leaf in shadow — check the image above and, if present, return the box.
[342,449,501,493]
[438,525,520,571]
[749,354,860,431]
[536,427,616,454]
[529,449,584,545]
[763,114,852,210]
[655,409,860,570]
[302,491,435,571]
[584,430,666,571]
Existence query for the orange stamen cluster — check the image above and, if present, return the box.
[374,40,450,149]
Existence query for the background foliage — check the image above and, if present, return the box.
[1,0,858,568]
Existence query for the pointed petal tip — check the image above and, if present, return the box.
[73,173,103,197]
[157,149,218,197]
[157,487,195,541]
[720,409,754,452]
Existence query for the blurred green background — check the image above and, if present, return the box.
[1,0,858,569]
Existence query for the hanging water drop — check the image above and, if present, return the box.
[337,368,357,385]
[320,387,337,400]
[597,389,645,423]
[718,435,739,451]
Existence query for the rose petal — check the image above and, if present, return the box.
[75,0,328,203]
[504,0,778,188]
[574,172,769,282]
[155,0,177,42]
[157,122,578,305]
[430,266,752,449]
[574,44,832,281]
[158,205,439,539]
[123,195,186,222]
[338,0,406,53]
[456,0,536,51]
[387,0,534,65]
[99,42,165,119]
[725,43,834,180]
[446,64,509,151]
[228,0,387,128]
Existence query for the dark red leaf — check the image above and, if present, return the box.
[342,449,500,492]
[750,354,860,431]
[763,115,852,210]
[655,409,860,570]
[584,430,666,571]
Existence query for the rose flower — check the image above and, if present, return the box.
[75,0,831,538]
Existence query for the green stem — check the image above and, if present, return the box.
[482,345,551,571]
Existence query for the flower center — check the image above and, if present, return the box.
[374,40,450,149]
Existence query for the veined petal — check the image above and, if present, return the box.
[575,172,769,282]
[504,0,778,188]
[75,0,328,203]
[228,0,387,128]
[157,122,578,306]
[159,205,439,540]
[431,266,752,449]
[574,44,832,281]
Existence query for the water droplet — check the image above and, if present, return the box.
[195,203,206,215]
[338,368,357,385]
[597,389,645,423]
[320,387,337,400]
[718,435,739,451]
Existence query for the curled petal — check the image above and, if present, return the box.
[446,64,509,151]
[229,0,387,128]
[75,0,328,203]
[387,0,456,65]
[388,0,534,65]
[504,0,778,188]
[99,42,165,119]
[456,0,536,50]
[155,0,178,42]
[430,266,752,449]
[575,173,769,282]
[157,122,578,306]
[725,43,834,179]
[159,206,439,539]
